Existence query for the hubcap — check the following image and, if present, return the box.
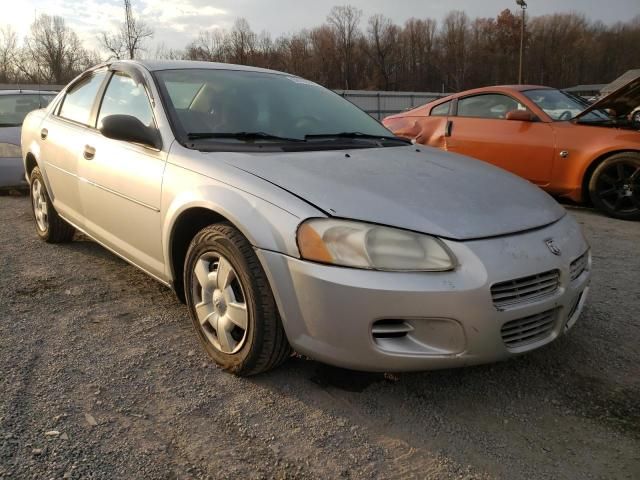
[596,162,640,213]
[31,179,49,231]
[191,252,248,354]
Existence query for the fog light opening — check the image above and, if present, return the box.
[371,320,413,339]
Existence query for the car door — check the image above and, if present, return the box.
[39,70,109,227]
[77,69,167,279]
[446,93,556,186]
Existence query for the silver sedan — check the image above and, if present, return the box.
[21,60,591,375]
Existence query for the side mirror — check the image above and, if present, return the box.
[99,114,161,149]
[506,110,535,122]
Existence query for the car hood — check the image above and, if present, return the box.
[576,76,640,120]
[0,126,21,144]
[225,145,565,240]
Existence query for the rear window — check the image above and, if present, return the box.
[0,94,56,126]
[58,71,107,126]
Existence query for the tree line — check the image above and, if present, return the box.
[1,5,639,92]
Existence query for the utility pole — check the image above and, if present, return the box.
[516,0,528,84]
[124,0,134,59]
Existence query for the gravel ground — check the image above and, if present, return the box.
[0,195,638,480]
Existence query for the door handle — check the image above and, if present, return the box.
[83,145,96,160]
[40,128,48,140]
[444,120,453,137]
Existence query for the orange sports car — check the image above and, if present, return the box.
[383,79,640,220]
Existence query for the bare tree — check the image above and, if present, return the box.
[185,29,228,61]
[367,14,399,90]
[401,18,438,90]
[18,15,94,84]
[0,26,18,82]
[229,18,256,64]
[149,8,640,92]
[440,11,470,91]
[327,5,362,89]
[100,0,153,60]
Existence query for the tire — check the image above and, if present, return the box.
[29,167,76,242]
[588,153,640,220]
[184,223,291,375]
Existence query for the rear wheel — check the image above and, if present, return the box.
[184,223,291,375]
[588,153,640,220]
[29,167,76,242]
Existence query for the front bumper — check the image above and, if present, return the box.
[257,214,591,372]
[0,157,28,189]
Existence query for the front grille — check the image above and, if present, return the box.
[501,309,556,349]
[570,251,589,282]
[491,270,560,307]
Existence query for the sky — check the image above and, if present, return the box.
[4,0,640,53]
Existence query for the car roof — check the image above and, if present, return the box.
[386,85,555,119]
[117,59,289,77]
[0,90,58,95]
[442,85,554,100]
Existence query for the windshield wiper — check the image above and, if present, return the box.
[304,132,411,144]
[0,122,21,127]
[186,131,304,142]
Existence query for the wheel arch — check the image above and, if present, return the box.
[164,192,302,303]
[25,152,38,180]
[581,149,640,203]
[167,206,229,303]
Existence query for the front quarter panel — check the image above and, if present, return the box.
[161,146,324,282]
[548,123,640,201]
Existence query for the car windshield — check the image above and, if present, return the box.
[154,69,397,147]
[523,89,610,122]
[0,94,56,126]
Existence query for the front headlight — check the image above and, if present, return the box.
[297,218,456,271]
[0,142,21,158]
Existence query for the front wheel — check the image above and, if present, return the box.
[184,223,291,375]
[588,153,640,220]
[29,167,76,242]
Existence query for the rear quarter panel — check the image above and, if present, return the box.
[384,115,448,149]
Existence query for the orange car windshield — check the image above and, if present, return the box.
[524,89,610,122]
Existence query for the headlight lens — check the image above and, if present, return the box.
[297,218,456,271]
[0,142,21,158]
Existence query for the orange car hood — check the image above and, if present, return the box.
[576,76,640,120]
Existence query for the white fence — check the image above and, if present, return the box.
[334,90,448,120]
[0,84,64,92]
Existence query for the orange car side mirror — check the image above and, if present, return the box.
[506,110,535,122]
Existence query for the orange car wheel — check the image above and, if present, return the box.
[588,152,640,221]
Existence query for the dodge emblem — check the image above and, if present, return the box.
[545,238,561,256]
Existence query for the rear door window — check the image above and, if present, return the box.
[58,71,108,125]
